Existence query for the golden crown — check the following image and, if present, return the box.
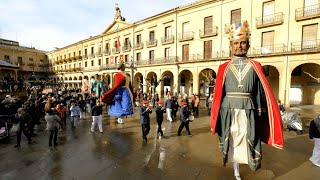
[225,20,251,41]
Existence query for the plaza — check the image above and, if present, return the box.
[0,105,319,180]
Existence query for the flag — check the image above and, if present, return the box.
[110,56,114,64]
[117,36,121,47]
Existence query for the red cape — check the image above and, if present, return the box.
[101,72,126,104]
[210,59,284,149]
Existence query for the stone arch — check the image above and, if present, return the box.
[84,75,89,80]
[104,74,111,88]
[290,63,320,105]
[64,77,68,81]
[79,76,83,81]
[161,71,174,98]
[146,71,157,94]
[179,70,193,96]
[263,65,280,100]
[198,68,217,97]
[134,72,144,92]
[73,76,77,81]
[69,77,72,81]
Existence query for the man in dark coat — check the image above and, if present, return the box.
[155,100,166,138]
[14,108,33,148]
[178,101,192,137]
[140,100,152,142]
[309,115,320,167]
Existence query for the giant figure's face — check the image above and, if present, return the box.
[230,39,250,57]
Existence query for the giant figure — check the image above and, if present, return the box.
[101,61,134,124]
[210,20,284,180]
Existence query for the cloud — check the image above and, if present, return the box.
[0,0,196,51]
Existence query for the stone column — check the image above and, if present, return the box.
[173,69,179,94]
[193,73,199,95]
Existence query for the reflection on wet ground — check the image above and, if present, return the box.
[0,105,319,180]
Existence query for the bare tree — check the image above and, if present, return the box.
[304,71,320,83]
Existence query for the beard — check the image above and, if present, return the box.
[232,49,248,57]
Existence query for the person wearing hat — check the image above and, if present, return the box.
[101,61,134,124]
[210,20,284,179]
[155,100,166,139]
[178,101,192,137]
[140,100,152,142]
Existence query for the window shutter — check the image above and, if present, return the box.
[204,16,213,34]
[302,24,318,49]
[231,9,241,24]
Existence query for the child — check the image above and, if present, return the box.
[155,100,166,139]
[178,101,192,137]
[56,104,67,129]
[69,103,81,128]
[140,100,152,142]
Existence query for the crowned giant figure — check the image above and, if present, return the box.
[210,20,284,180]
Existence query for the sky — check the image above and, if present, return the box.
[0,0,197,51]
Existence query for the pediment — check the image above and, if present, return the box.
[101,20,132,35]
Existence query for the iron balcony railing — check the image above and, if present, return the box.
[134,42,144,50]
[99,64,118,70]
[103,49,111,55]
[256,12,284,28]
[137,56,178,66]
[161,35,175,44]
[291,39,320,51]
[89,53,95,58]
[122,45,131,52]
[83,54,88,59]
[96,52,102,57]
[178,32,194,42]
[221,50,231,58]
[184,52,219,61]
[252,44,288,55]
[146,39,158,48]
[199,27,218,38]
[296,3,320,21]
[112,47,121,54]
[27,62,36,66]
[75,55,82,60]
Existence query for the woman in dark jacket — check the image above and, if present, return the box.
[45,110,61,146]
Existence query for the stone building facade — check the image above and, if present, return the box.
[47,0,320,107]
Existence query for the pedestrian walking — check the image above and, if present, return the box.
[165,95,173,122]
[155,100,166,139]
[178,101,192,137]
[140,100,152,142]
[45,110,61,146]
[309,115,320,167]
[69,103,81,128]
[14,108,33,148]
[91,101,103,133]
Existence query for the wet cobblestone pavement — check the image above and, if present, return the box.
[1,105,320,180]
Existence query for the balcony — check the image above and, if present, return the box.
[89,53,95,58]
[66,58,72,62]
[75,55,82,60]
[161,35,175,45]
[103,49,111,55]
[146,39,158,48]
[137,56,178,66]
[27,62,36,66]
[83,54,88,60]
[221,50,231,58]
[252,44,288,55]
[178,32,194,42]
[296,4,320,21]
[15,62,25,66]
[71,57,77,61]
[291,39,320,52]
[96,52,102,57]
[134,42,144,50]
[112,47,121,54]
[99,64,118,70]
[256,12,284,29]
[122,45,131,52]
[199,27,218,38]
[4,59,10,63]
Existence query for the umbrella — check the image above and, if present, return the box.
[42,88,53,94]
